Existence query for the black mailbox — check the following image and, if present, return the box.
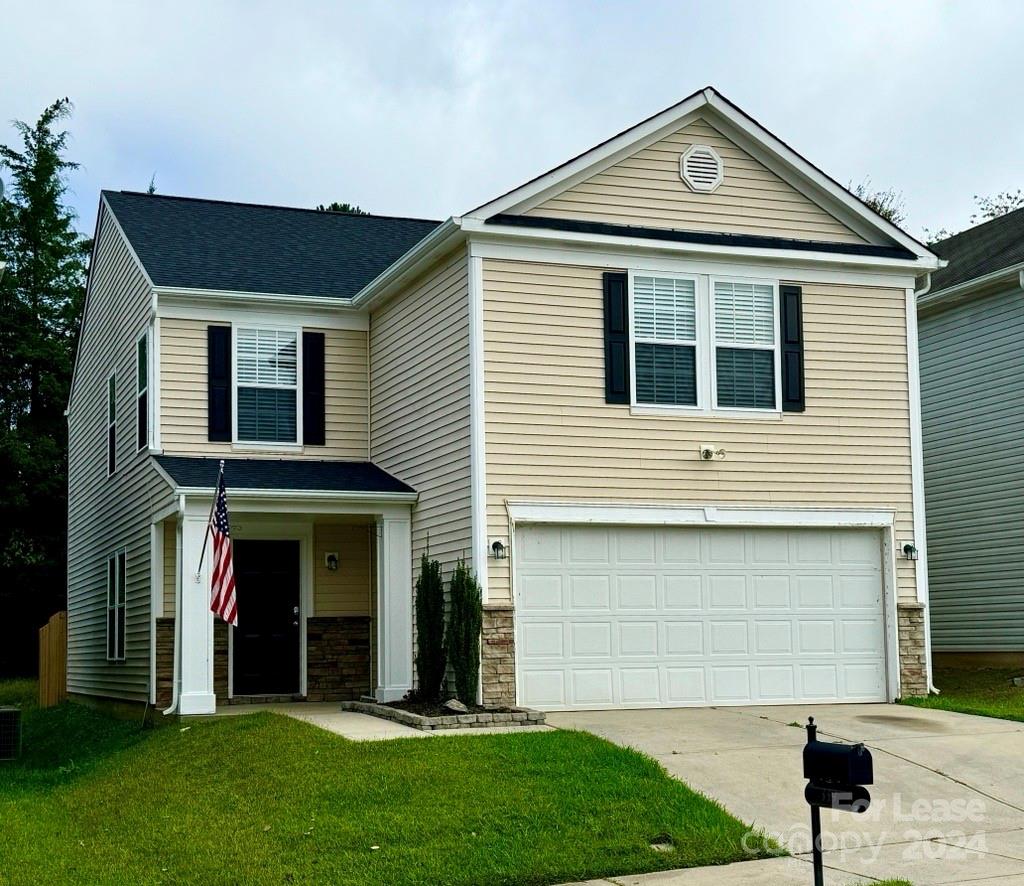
[802,717,875,885]
[803,737,873,787]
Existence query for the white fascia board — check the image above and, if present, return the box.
[506,501,896,528]
[349,218,465,311]
[468,92,709,219]
[157,291,368,330]
[154,286,360,312]
[464,219,937,276]
[176,486,417,504]
[917,261,1024,315]
[702,93,940,264]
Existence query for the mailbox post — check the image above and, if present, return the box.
[802,717,873,886]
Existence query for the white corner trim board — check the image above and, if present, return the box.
[905,287,934,691]
[468,251,489,599]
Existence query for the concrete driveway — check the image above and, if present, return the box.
[548,704,1024,885]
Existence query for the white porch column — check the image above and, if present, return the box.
[375,514,413,701]
[178,510,217,715]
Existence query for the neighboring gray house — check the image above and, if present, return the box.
[919,208,1024,663]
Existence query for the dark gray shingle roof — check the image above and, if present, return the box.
[930,206,1024,293]
[155,456,415,495]
[103,191,440,299]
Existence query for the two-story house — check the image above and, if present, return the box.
[66,87,942,716]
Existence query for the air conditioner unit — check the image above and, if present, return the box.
[0,707,22,760]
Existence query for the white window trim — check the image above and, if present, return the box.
[230,322,303,449]
[136,327,152,452]
[709,275,782,414]
[106,546,127,662]
[106,371,117,476]
[628,268,782,419]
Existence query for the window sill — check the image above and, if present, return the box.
[231,442,304,453]
[629,405,783,421]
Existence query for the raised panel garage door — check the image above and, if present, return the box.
[515,524,887,710]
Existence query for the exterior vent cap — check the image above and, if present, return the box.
[680,144,724,193]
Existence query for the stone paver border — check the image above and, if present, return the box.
[340,700,545,731]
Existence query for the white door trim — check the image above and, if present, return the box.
[229,519,314,698]
[507,503,900,706]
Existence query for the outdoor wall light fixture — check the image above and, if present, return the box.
[902,543,918,561]
[325,552,339,571]
[490,540,506,560]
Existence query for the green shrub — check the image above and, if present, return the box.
[414,553,446,701]
[447,559,482,704]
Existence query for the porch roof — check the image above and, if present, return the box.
[154,456,416,498]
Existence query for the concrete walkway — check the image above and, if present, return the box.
[218,702,552,740]
[549,704,1024,885]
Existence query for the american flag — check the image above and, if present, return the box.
[209,470,238,626]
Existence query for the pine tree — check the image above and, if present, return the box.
[446,560,482,705]
[0,98,91,675]
[414,552,446,701]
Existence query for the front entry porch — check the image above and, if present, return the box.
[152,457,417,716]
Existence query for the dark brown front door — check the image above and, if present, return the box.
[232,540,300,696]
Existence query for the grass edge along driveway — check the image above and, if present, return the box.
[0,680,777,885]
[901,667,1024,723]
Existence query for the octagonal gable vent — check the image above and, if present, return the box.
[680,144,724,193]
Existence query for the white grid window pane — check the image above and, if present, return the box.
[714,281,775,345]
[634,276,695,341]
[237,329,297,386]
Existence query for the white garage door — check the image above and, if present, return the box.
[515,524,888,710]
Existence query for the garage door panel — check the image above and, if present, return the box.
[570,574,611,610]
[665,574,702,608]
[664,621,703,655]
[516,525,887,710]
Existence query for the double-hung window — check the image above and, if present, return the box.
[713,281,777,410]
[632,275,698,406]
[235,327,299,443]
[136,330,149,451]
[631,272,780,413]
[106,548,126,661]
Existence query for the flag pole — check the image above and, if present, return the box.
[194,460,225,580]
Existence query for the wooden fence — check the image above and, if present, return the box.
[38,610,67,708]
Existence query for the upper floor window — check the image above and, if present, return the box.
[136,330,149,451]
[235,327,299,443]
[107,373,116,475]
[713,281,776,410]
[106,547,126,661]
[630,272,780,413]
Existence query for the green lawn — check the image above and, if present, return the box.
[901,667,1024,722]
[0,681,775,885]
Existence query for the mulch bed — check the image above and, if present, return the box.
[384,699,515,717]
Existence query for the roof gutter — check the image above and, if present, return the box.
[153,286,358,310]
[350,217,465,311]
[917,260,1024,314]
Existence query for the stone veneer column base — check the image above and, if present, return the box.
[482,604,516,707]
[897,602,928,697]
[155,617,228,709]
[306,616,372,701]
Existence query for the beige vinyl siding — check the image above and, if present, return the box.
[314,522,374,616]
[67,206,176,702]
[482,259,916,603]
[525,118,866,245]
[162,519,176,617]
[369,249,472,577]
[159,319,368,458]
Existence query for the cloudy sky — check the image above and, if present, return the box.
[3,1,1022,240]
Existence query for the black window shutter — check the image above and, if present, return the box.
[302,331,326,446]
[603,271,630,404]
[207,325,232,441]
[780,285,805,412]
